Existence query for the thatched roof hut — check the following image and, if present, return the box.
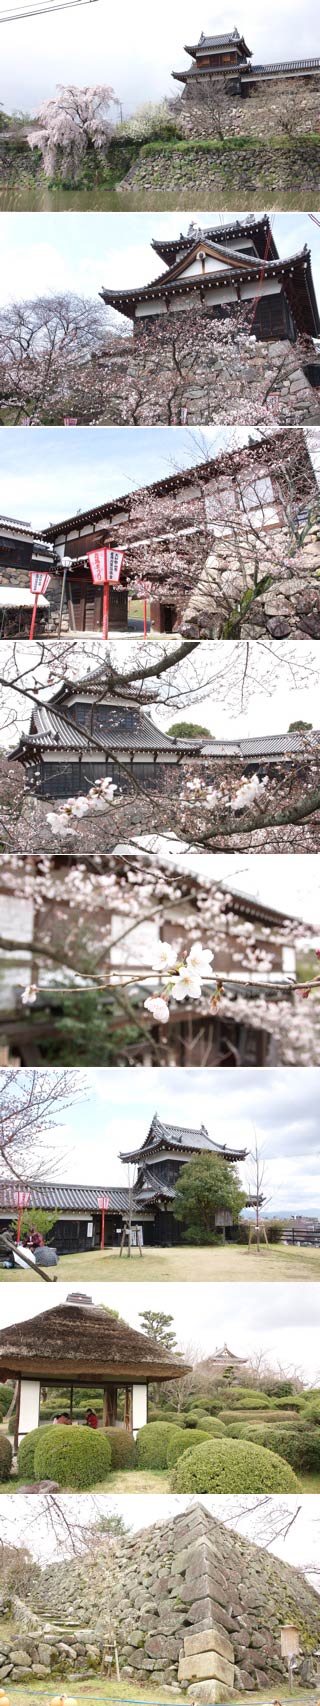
[0,1294,188,1382]
[0,1294,190,1446]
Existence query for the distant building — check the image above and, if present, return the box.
[101,216,320,352]
[0,515,57,636]
[0,1111,258,1251]
[41,428,320,636]
[172,25,320,97]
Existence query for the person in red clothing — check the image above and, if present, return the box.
[85,1408,98,1429]
[27,1226,44,1251]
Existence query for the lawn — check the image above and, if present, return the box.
[0,1467,171,1495]
[1,1244,320,1283]
[1,1684,318,1706]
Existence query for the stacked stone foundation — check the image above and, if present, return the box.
[103,310,320,427]
[170,73,320,140]
[6,1505,320,1691]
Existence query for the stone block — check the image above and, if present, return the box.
[11,1649,32,1666]
[179,1653,234,1687]
[183,1630,234,1664]
[186,1683,232,1703]
[32,1664,51,1677]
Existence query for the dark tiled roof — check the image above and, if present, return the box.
[0,1180,130,1212]
[122,1113,247,1163]
[203,731,320,757]
[40,430,307,541]
[16,701,176,755]
[151,217,277,266]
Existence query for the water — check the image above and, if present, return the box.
[0,183,312,211]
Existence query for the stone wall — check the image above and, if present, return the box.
[118,138,320,204]
[170,74,320,140]
[4,1504,320,1692]
[103,308,320,427]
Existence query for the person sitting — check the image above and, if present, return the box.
[27,1226,45,1251]
[53,1412,72,1425]
[85,1407,98,1429]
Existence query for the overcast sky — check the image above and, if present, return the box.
[1,1280,320,1383]
[0,1493,320,1578]
[1,212,319,325]
[1,0,319,115]
[6,1063,320,1217]
[0,636,319,744]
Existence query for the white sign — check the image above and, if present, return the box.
[106,549,124,584]
[30,571,51,595]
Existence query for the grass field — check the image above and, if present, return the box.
[0,1466,319,1495]
[1,1244,320,1283]
[1,1683,319,1706]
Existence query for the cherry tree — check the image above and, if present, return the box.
[0,853,319,1065]
[28,85,120,181]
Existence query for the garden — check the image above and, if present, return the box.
[2,1378,320,1495]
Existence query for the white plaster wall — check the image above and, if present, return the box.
[18,1379,40,1442]
[132,1383,148,1438]
[0,896,34,1011]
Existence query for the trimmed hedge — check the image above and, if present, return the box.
[136,1421,179,1469]
[33,1424,112,1489]
[104,1427,135,1469]
[169,1437,300,1493]
[0,1431,12,1481]
[184,1414,227,1436]
[242,1425,320,1474]
[218,1388,272,1410]
[0,1383,14,1418]
[166,1428,211,1468]
[18,1424,53,1481]
[218,1407,289,1426]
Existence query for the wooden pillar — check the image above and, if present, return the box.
[124,1386,132,1432]
[14,1378,21,1455]
[102,1385,117,1426]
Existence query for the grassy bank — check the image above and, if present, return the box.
[1,1689,317,1706]
[1,1243,319,1282]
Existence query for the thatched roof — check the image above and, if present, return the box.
[0,1297,190,1384]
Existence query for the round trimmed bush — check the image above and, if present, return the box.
[0,1432,12,1481]
[18,1424,53,1481]
[104,1428,135,1469]
[221,1388,271,1410]
[185,1414,226,1437]
[0,1384,14,1419]
[136,1421,177,1469]
[169,1437,300,1493]
[33,1424,112,1489]
[167,1428,211,1468]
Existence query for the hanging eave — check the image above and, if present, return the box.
[100,250,319,337]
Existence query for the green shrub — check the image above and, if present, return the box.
[184,1414,226,1436]
[219,1387,271,1409]
[167,1428,211,1468]
[303,1400,320,1424]
[218,1407,278,1426]
[275,1394,306,1411]
[243,1426,320,1474]
[169,1438,300,1494]
[136,1421,177,1469]
[18,1424,53,1481]
[104,1428,135,1469]
[0,1432,12,1481]
[0,1384,14,1418]
[33,1424,112,1489]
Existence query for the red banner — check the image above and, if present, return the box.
[88,548,107,584]
[30,571,51,595]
